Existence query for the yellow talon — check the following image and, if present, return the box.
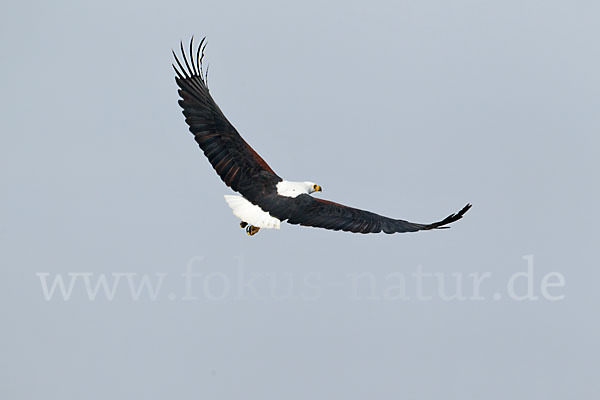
[245,225,260,236]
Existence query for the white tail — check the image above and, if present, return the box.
[224,195,281,229]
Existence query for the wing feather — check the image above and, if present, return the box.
[286,196,471,234]
[173,38,281,196]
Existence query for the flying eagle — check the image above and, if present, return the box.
[173,38,471,236]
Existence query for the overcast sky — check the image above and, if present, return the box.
[1,0,599,399]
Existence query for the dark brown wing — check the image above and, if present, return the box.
[285,196,471,234]
[173,38,281,196]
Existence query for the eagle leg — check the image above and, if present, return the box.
[245,225,260,236]
[240,221,248,228]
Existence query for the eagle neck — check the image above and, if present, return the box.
[276,180,310,198]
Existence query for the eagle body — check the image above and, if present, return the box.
[224,180,321,230]
[173,38,471,236]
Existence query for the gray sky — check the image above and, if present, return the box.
[1,0,599,399]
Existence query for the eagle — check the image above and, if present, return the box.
[173,38,471,236]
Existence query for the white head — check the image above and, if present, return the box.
[304,181,322,194]
[276,180,323,198]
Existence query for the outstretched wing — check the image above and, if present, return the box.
[285,196,472,234]
[173,38,281,196]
